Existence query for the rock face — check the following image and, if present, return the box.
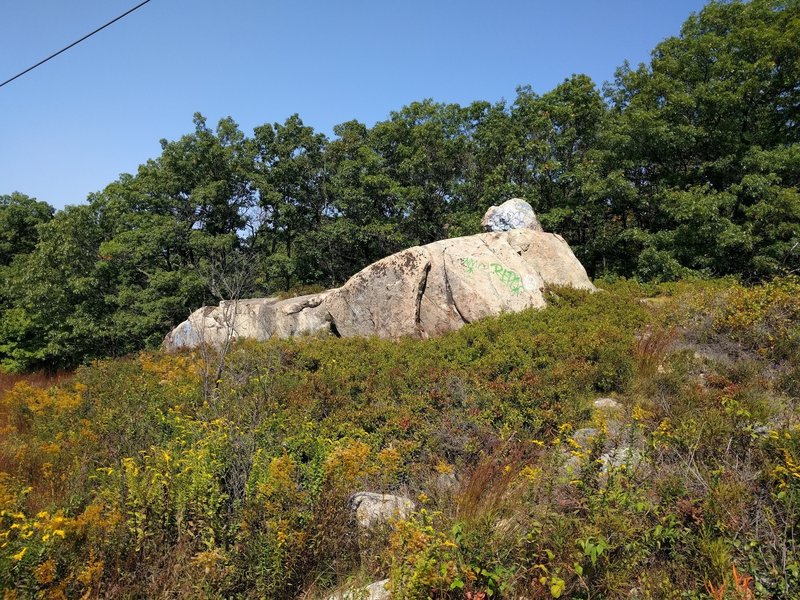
[348,492,414,528]
[163,293,333,350]
[164,199,595,350]
[481,197,543,232]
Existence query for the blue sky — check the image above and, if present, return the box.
[1,0,708,209]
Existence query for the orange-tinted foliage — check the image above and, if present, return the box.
[0,371,72,403]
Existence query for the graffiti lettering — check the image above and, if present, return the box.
[461,257,489,274]
[491,263,524,295]
[460,256,528,295]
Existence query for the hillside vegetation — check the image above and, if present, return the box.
[1,277,799,598]
[2,1,799,596]
[2,0,799,371]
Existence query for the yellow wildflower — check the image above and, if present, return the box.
[11,547,26,561]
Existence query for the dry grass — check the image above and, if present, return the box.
[0,370,72,402]
[454,442,529,525]
[633,325,679,377]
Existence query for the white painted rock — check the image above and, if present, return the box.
[481,197,543,232]
[348,492,414,528]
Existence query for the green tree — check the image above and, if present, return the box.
[0,192,54,265]
[604,0,800,278]
[0,205,112,371]
[249,114,329,290]
[93,114,254,348]
[369,100,475,245]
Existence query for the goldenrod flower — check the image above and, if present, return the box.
[11,547,26,561]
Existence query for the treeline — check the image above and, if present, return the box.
[1,0,798,371]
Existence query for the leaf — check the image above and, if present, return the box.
[550,576,565,598]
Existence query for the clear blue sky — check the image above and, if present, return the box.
[1,0,708,209]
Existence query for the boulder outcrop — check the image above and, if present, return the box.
[163,199,595,350]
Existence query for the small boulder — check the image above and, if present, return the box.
[571,427,599,447]
[327,579,391,600]
[600,447,642,473]
[432,471,459,494]
[348,492,414,529]
[481,198,543,232]
[594,397,622,411]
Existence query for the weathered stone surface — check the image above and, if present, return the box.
[571,428,599,447]
[431,471,459,495]
[327,579,391,600]
[481,197,543,232]
[163,298,279,349]
[162,295,333,350]
[600,447,642,472]
[504,229,595,290]
[265,291,334,339]
[428,233,547,327]
[326,228,592,341]
[164,199,595,350]
[594,397,622,411]
[326,247,431,339]
[348,492,414,528]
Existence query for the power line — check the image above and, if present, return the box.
[0,0,153,89]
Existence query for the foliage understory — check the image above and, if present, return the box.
[1,277,799,599]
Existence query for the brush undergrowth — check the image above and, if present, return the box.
[1,278,798,599]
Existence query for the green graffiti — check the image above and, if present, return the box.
[460,256,525,295]
[462,256,489,274]
[491,263,524,295]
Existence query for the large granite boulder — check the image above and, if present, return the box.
[164,199,594,350]
[326,227,594,339]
